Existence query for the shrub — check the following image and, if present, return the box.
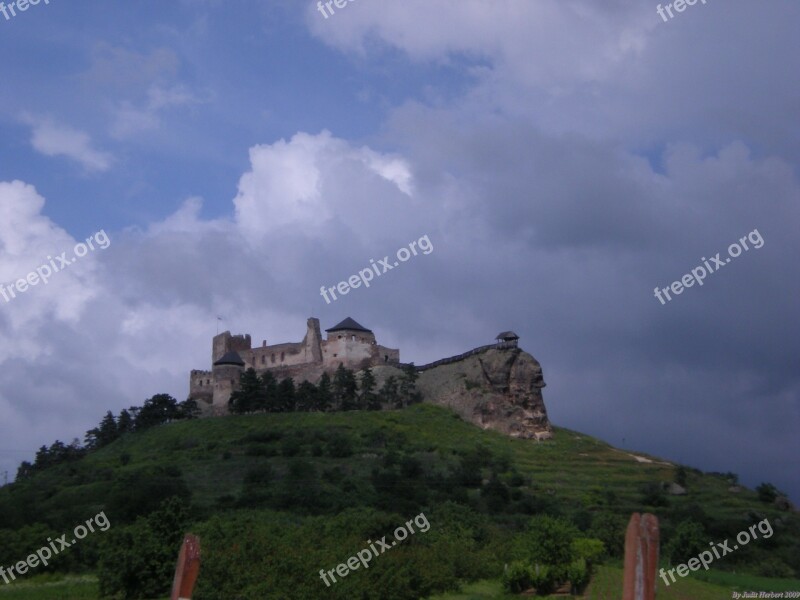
[589,512,626,558]
[567,558,589,593]
[529,563,556,595]
[280,435,303,457]
[327,434,353,458]
[571,537,605,566]
[97,497,191,599]
[502,560,533,594]
[756,482,779,504]
[665,520,706,564]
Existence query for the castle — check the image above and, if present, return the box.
[189,317,400,414]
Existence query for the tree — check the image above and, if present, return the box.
[316,372,333,411]
[177,398,201,420]
[399,363,422,407]
[85,411,119,450]
[295,381,318,412]
[333,364,358,410]
[119,408,136,433]
[756,482,779,504]
[675,466,688,487]
[16,461,33,481]
[517,515,580,567]
[229,368,264,414]
[380,375,400,408]
[665,520,706,563]
[276,378,296,412]
[260,371,279,412]
[98,496,191,599]
[359,368,380,410]
[135,394,180,430]
[588,512,627,558]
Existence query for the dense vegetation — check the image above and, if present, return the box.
[0,386,797,598]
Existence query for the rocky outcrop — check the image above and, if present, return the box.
[413,346,552,440]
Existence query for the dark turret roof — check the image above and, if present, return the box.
[496,331,519,341]
[326,317,372,333]
[214,351,245,366]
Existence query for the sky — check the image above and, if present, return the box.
[0,0,798,503]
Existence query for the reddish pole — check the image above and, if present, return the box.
[622,513,659,600]
[170,534,201,600]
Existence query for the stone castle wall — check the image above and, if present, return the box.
[190,317,400,413]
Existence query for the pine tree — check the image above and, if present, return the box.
[229,368,263,414]
[117,409,134,434]
[316,372,333,411]
[333,364,358,410]
[295,381,319,412]
[85,411,119,450]
[359,368,380,410]
[260,371,279,412]
[276,378,296,412]
[399,363,421,407]
[380,375,400,409]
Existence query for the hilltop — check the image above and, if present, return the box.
[0,403,797,598]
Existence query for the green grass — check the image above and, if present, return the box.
[0,576,98,599]
[0,575,172,600]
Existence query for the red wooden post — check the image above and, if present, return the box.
[622,513,659,600]
[170,534,201,600]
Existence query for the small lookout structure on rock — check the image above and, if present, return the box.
[495,331,519,348]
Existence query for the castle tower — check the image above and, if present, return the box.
[212,350,246,411]
[212,331,252,364]
[325,317,376,344]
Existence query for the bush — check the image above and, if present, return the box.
[106,467,190,523]
[516,515,580,566]
[665,520,706,564]
[97,497,191,599]
[571,537,605,566]
[529,563,556,595]
[327,434,353,458]
[756,482,779,504]
[589,512,626,558]
[567,558,589,593]
[640,482,668,507]
[280,435,303,457]
[502,560,533,594]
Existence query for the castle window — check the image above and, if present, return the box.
[281,352,285,361]
[384,355,388,362]
[207,379,210,385]
[338,335,342,339]
[198,381,202,387]
[352,335,356,341]
[333,353,337,358]
[271,353,275,363]
[261,355,265,365]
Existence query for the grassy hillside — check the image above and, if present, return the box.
[0,404,797,599]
